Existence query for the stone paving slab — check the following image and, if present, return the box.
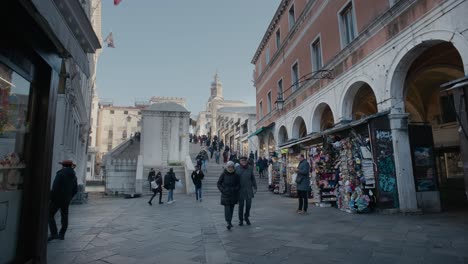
[48,188,468,264]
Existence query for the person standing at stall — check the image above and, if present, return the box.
[295,154,311,214]
[236,156,257,226]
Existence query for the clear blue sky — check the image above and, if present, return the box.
[97,0,281,115]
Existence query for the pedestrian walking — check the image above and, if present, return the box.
[249,151,255,161]
[295,154,311,214]
[209,146,214,159]
[257,158,264,178]
[219,140,225,153]
[215,150,220,164]
[217,161,240,230]
[48,160,78,241]
[164,168,179,204]
[147,168,156,192]
[148,171,164,205]
[200,149,209,173]
[223,150,229,165]
[236,156,257,226]
[191,166,204,202]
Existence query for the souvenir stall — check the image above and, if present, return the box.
[319,124,378,213]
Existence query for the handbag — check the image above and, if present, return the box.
[150,181,159,189]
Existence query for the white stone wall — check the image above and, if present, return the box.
[104,158,138,194]
[141,111,189,167]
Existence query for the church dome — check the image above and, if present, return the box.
[144,102,189,113]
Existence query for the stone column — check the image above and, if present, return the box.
[388,112,419,212]
[453,87,468,201]
[135,155,143,194]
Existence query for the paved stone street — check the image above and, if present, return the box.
[48,164,468,264]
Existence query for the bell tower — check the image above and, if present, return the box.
[210,72,223,100]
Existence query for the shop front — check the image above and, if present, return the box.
[0,1,100,262]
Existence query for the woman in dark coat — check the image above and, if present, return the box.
[148,172,163,205]
[217,161,240,230]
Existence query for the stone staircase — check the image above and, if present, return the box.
[189,143,271,196]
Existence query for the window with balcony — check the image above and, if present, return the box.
[340,3,357,47]
[311,38,322,71]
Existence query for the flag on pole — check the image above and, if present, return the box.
[114,0,122,6]
[104,32,115,48]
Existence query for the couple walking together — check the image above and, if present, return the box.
[148,168,179,205]
[217,156,257,230]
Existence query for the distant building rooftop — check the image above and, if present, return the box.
[218,106,256,114]
[144,102,189,113]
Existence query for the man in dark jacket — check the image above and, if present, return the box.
[48,160,78,241]
[164,168,179,204]
[236,156,257,226]
[191,166,204,202]
[295,154,311,214]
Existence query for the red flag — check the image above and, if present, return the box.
[114,0,122,6]
[104,32,115,48]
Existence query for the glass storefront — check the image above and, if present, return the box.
[0,62,32,263]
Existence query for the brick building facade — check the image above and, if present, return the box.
[252,0,468,212]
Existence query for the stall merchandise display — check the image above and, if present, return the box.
[327,131,376,213]
[287,155,300,197]
[310,146,337,205]
[271,161,281,194]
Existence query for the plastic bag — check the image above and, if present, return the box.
[175,181,183,189]
[291,173,297,184]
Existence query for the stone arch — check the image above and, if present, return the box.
[387,29,468,113]
[341,81,378,121]
[291,116,307,139]
[311,102,335,132]
[277,125,288,144]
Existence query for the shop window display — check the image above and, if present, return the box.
[0,63,31,192]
